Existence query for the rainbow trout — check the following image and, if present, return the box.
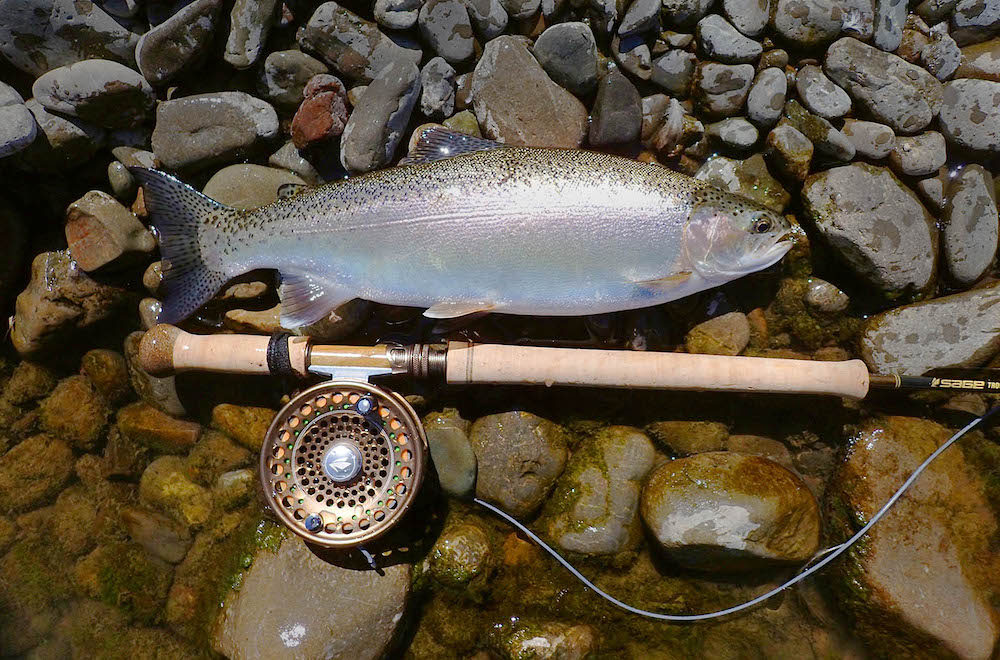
[133,127,792,328]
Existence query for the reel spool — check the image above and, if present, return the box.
[259,380,427,548]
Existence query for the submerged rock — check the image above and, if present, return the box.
[139,456,214,528]
[685,311,752,355]
[38,375,109,450]
[210,403,276,451]
[423,409,477,497]
[694,154,790,212]
[489,619,598,660]
[0,434,74,514]
[428,522,493,587]
[118,402,202,454]
[75,541,174,623]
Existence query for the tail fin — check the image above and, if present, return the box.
[130,168,238,324]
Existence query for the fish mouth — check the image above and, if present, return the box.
[758,239,795,269]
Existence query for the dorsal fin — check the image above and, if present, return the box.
[399,126,505,166]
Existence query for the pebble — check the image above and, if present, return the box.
[420,58,457,120]
[464,0,508,39]
[471,36,588,147]
[952,0,1000,45]
[428,523,492,586]
[825,37,943,133]
[65,190,155,272]
[802,163,936,298]
[39,375,109,450]
[780,99,855,160]
[917,168,949,211]
[640,452,820,570]
[939,78,1000,152]
[225,0,279,69]
[646,420,729,454]
[765,124,814,180]
[955,37,1000,81]
[124,331,186,416]
[423,409,477,498]
[695,153,790,210]
[256,50,329,111]
[139,456,213,528]
[298,2,422,85]
[685,311,752,355]
[612,34,653,80]
[618,0,661,37]
[841,119,896,159]
[138,298,161,330]
[922,25,962,80]
[651,49,698,97]
[873,0,907,50]
[772,0,844,47]
[941,164,998,286]
[746,67,786,126]
[469,411,568,517]
[18,99,106,172]
[723,0,770,36]
[804,278,850,313]
[374,0,421,29]
[0,82,36,158]
[758,47,789,69]
[490,620,598,660]
[0,434,74,514]
[454,72,473,109]
[419,0,475,64]
[443,109,482,136]
[291,74,349,150]
[118,402,202,454]
[122,507,192,564]
[340,60,420,173]
[693,62,755,117]
[704,117,759,149]
[151,92,279,171]
[916,0,956,22]
[543,426,655,555]
[211,404,277,452]
[80,348,131,405]
[30,59,152,129]
[269,140,325,185]
[202,164,307,210]
[662,0,715,27]
[533,22,600,96]
[136,0,223,85]
[499,0,540,20]
[697,14,763,63]
[107,161,136,200]
[589,68,642,146]
[795,65,851,118]
[888,130,947,176]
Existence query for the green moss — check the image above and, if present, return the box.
[84,542,174,624]
[765,277,860,350]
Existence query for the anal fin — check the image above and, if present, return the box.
[278,271,351,329]
[423,301,496,319]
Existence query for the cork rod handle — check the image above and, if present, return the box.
[445,343,871,399]
[139,324,310,377]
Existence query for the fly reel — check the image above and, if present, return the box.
[259,379,427,548]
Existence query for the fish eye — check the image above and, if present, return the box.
[752,218,772,234]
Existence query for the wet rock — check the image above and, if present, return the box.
[472,36,588,147]
[499,0,539,20]
[32,59,154,129]
[922,25,962,80]
[12,251,130,357]
[419,0,475,64]
[694,153,790,211]
[824,37,943,134]
[39,375,109,450]
[124,331,185,417]
[534,22,599,96]
[135,0,222,85]
[81,349,131,405]
[888,130,947,176]
[916,0,957,22]
[780,99,854,160]
[257,50,329,111]
[619,0,660,36]
[211,403,276,451]
[464,0,508,39]
[469,411,569,517]
[646,420,729,455]
[225,0,280,69]
[841,119,895,159]
[765,123,813,180]
[2,361,57,406]
[724,0,770,36]
[917,168,949,212]
[122,506,193,563]
[420,57,457,120]
[589,68,642,146]
[213,536,410,660]
[18,99,106,171]
[804,277,849,313]
[139,456,213,528]
[956,38,1000,81]
[827,416,998,659]
[0,82,36,158]
[375,0,421,29]
[611,34,653,80]
[65,190,155,272]
[213,468,255,509]
[662,0,715,27]
[795,65,851,119]
[685,311,752,355]
[802,164,936,298]
[705,117,759,149]
[424,409,477,497]
[693,62,755,117]
[939,78,1000,152]
[773,0,843,47]
[291,74,349,151]
[298,2,422,85]
[428,522,493,587]
[340,60,420,173]
[0,537,72,653]
[543,426,655,555]
[746,67,787,127]
[697,14,762,63]
[952,0,1000,45]
[640,451,820,570]
[758,47,790,69]
[0,0,140,77]
[873,0,906,50]
[203,164,307,210]
[941,165,998,286]
[108,160,136,199]
[51,485,98,555]
[269,140,325,185]
[185,430,252,487]
[152,92,279,171]
[443,109,482,135]
[651,49,698,97]
[75,541,173,623]
[101,427,149,480]
[0,434,74,513]
[118,402,201,454]
[489,620,598,660]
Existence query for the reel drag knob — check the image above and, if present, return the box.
[259,380,427,548]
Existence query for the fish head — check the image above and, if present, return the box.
[683,190,793,282]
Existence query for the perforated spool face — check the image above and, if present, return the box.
[260,380,426,548]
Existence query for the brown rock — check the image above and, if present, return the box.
[81,349,131,405]
[291,74,350,150]
[122,506,193,563]
[0,434,74,514]
[118,402,202,454]
[685,312,751,355]
[211,404,276,451]
[65,191,155,272]
[645,420,730,455]
[956,37,1000,81]
[39,375,110,450]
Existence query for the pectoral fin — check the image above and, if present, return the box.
[633,272,692,288]
[423,301,496,319]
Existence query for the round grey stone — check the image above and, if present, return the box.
[662,0,715,27]
[705,117,759,149]
[888,131,947,176]
[340,60,421,173]
[612,33,652,80]
[0,83,36,159]
[419,0,475,64]
[781,98,855,160]
[746,66,786,126]
[135,0,222,85]
[939,78,1000,152]
[534,22,599,96]
[374,0,421,29]
[651,49,698,97]
[589,68,642,146]
[723,0,770,36]
[224,0,280,69]
[804,278,849,313]
[952,0,1000,45]
[32,59,154,128]
[463,0,508,39]
[499,0,540,19]
[795,64,851,118]
[697,14,763,63]
[773,0,843,47]
[618,0,661,37]
[841,119,896,159]
[420,57,456,120]
[942,164,998,286]
[765,123,813,180]
[873,0,906,51]
[922,26,962,80]
[257,50,329,110]
[693,62,755,117]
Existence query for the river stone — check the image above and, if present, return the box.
[589,68,641,146]
[534,22,599,96]
[662,0,714,27]
[299,2,423,85]
[802,164,936,298]
[269,140,324,185]
[38,375,109,450]
[65,190,155,272]
[922,26,962,80]
[952,0,1000,45]
[824,37,943,134]
[31,59,151,128]
[122,507,192,564]
[543,426,655,555]
[693,62,755,117]
[619,0,660,36]
[860,282,1000,374]
[428,522,492,587]
[651,49,698,97]
[257,50,330,110]
[612,34,653,80]
[464,0,507,38]
[291,74,349,150]
[956,38,1000,81]
[723,0,770,36]
[118,402,202,454]
[213,536,410,660]
[135,0,222,85]
[0,434,73,513]
[419,0,475,64]
[225,0,280,68]
[772,0,843,47]
[765,124,813,180]
[941,164,998,286]
[705,117,759,149]
[424,409,477,497]
[694,153,789,211]
[827,416,998,659]
[469,411,569,517]
[124,331,186,416]
[340,60,420,173]
[939,78,1000,152]
[640,452,820,571]
[872,0,906,50]
[420,57,457,120]
[472,36,588,147]
[0,83,36,158]
[685,311,752,355]
[375,0,421,29]
[18,99,106,172]
[888,131,947,176]
[139,456,213,528]
[795,65,851,119]
[746,67,787,127]
[499,0,539,19]
[152,92,279,171]
[697,14,762,63]
[916,0,956,22]
[781,99,855,160]
[0,0,140,76]
[841,119,895,159]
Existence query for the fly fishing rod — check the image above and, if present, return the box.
[140,324,999,621]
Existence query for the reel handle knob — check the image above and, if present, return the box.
[139,324,309,377]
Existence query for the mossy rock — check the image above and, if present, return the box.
[74,541,174,624]
[645,420,729,455]
[139,456,214,529]
[38,375,110,450]
[62,598,202,660]
[210,403,277,451]
[0,433,74,514]
[765,277,859,350]
[1,360,57,406]
[51,484,99,556]
[117,402,202,455]
[0,538,75,654]
[80,348,132,405]
[428,522,493,591]
[184,430,252,487]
